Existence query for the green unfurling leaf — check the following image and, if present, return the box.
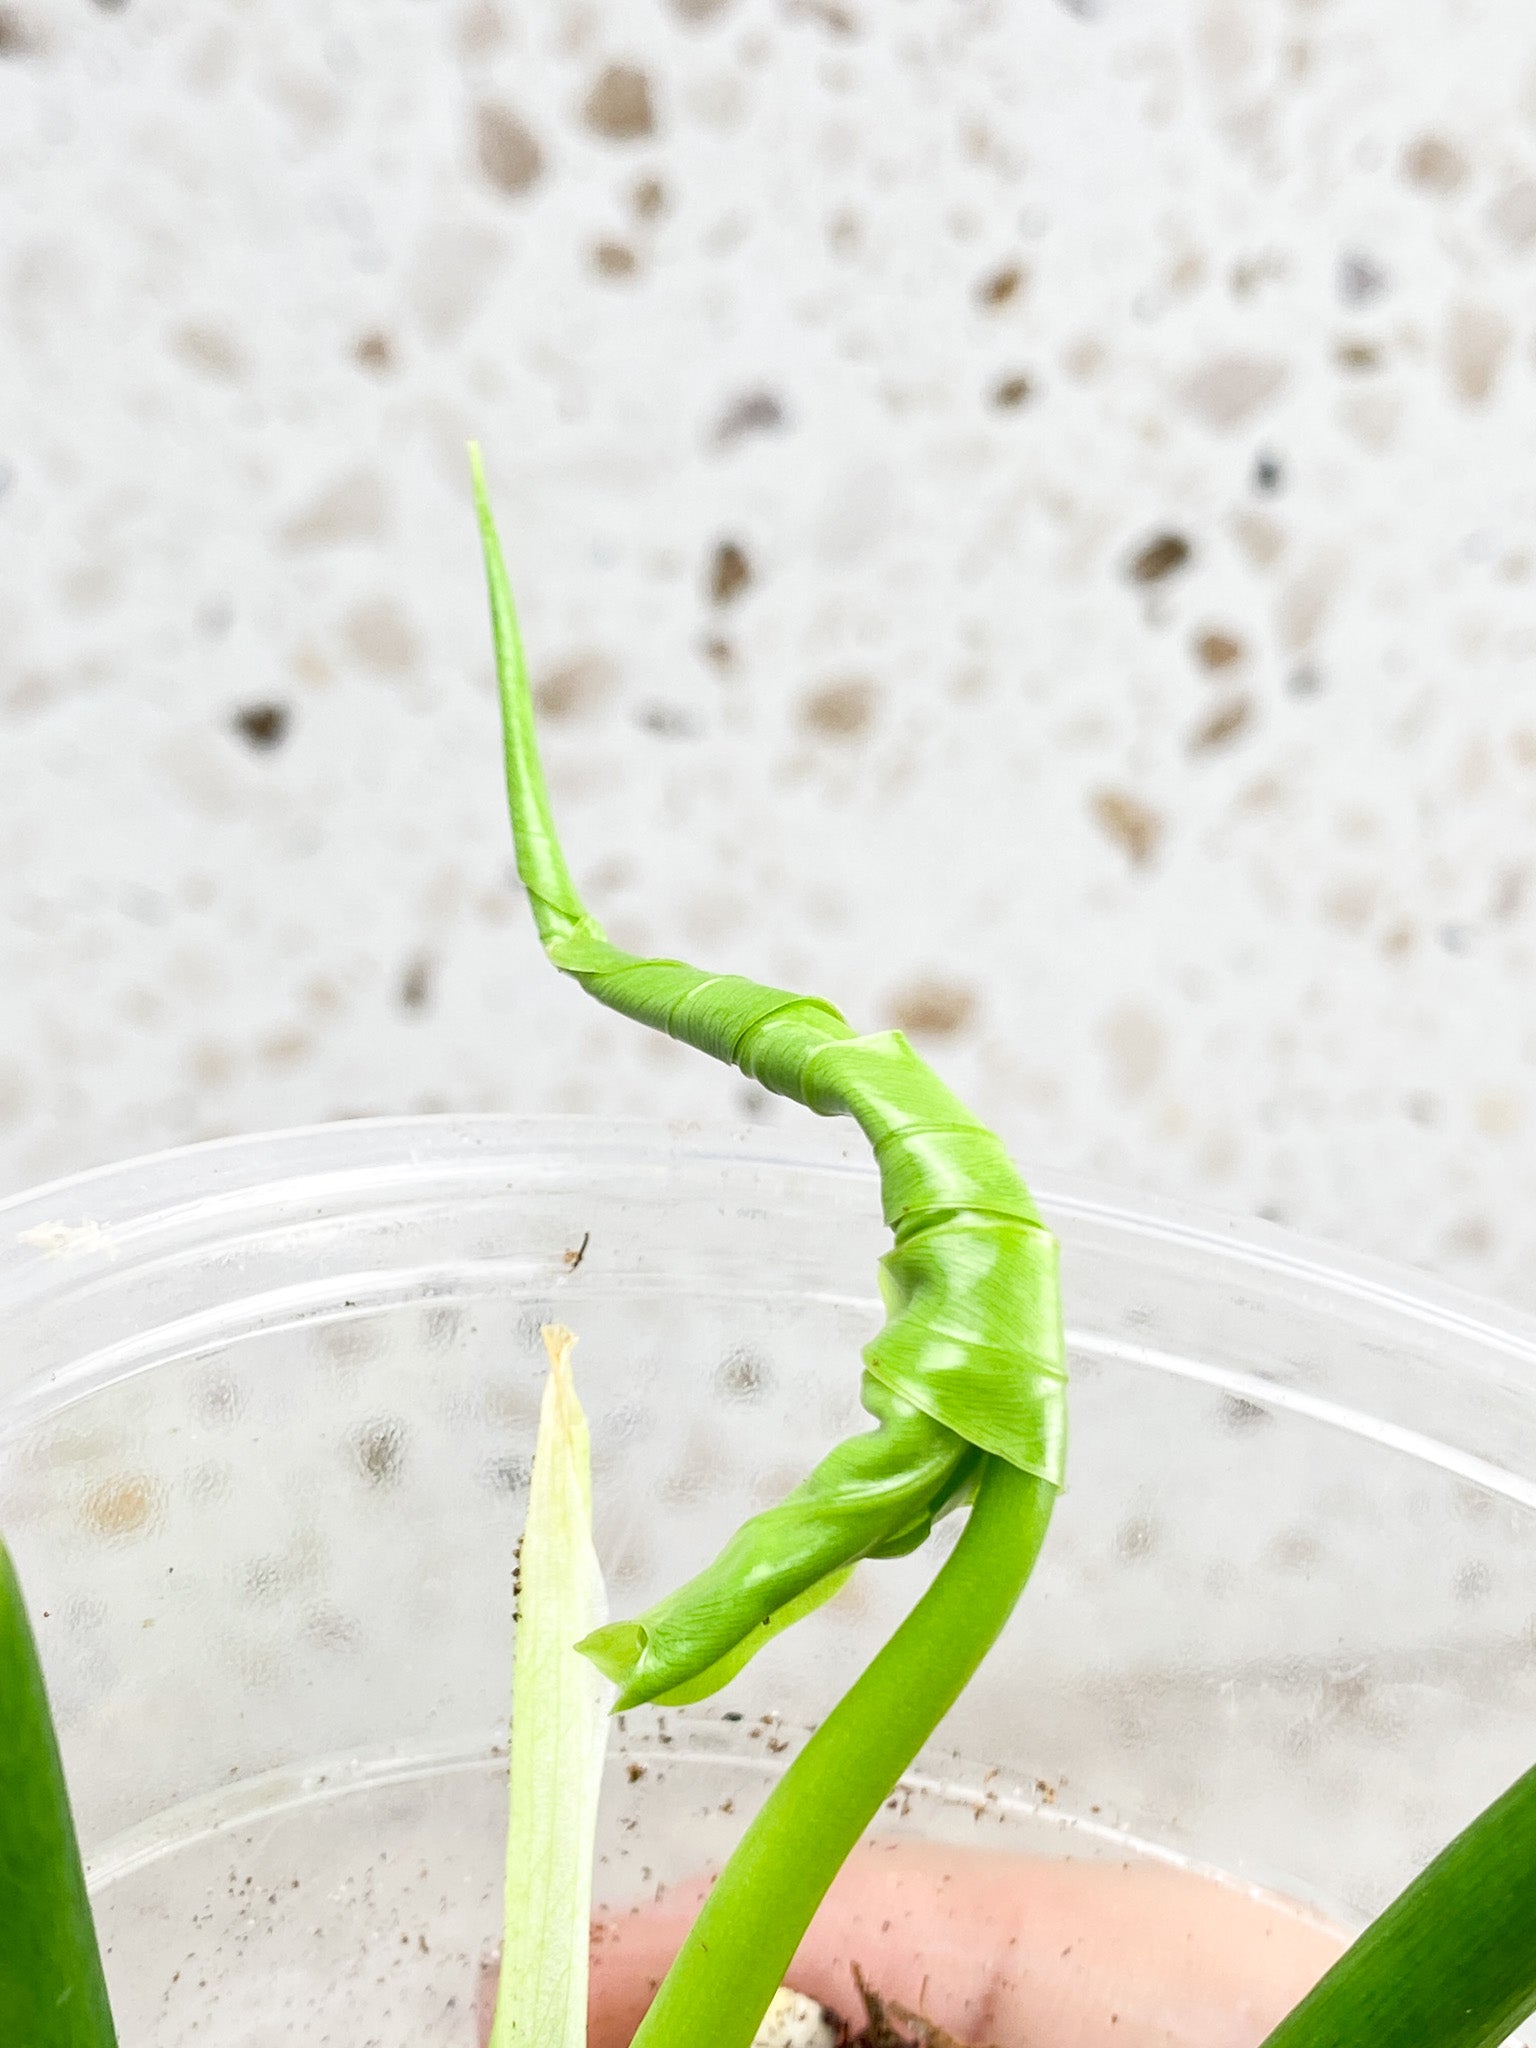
[0,1538,118,2048]
[648,1568,854,1709]
[489,1324,612,2048]
[471,455,1065,2048]
[470,449,1065,1720]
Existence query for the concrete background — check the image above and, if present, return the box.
[4,0,1536,1304]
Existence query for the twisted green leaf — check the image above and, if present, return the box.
[0,1538,118,2048]
[627,1457,1055,2048]
[469,448,1067,1711]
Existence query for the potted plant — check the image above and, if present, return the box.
[3,461,1535,2048]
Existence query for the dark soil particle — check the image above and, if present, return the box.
[714,390,787,444]
[233,702,291,751]
[399,955,432,1010]
[709,539,753,605]
[1189,695,1253,752]
[354,329,396,371]
[977,263,1026,308]
[582,63,656,141]
[1125,531,1192,584]
[1091,788,1163,867]
[593,240,639,278]
[1194,629,1244,671]
[476,101,543,196]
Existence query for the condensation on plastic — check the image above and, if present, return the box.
[2,1116,1536,2046]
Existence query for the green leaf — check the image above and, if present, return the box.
[648,1568,854,1709]
[470,454,1067,2048]
[471,450,1067,1715]
[0,1537,118,2048]
[1260,1759,1536,2048]
[570,1376,966,1711]
[489,1325,612,2048]
[628,1459,1057,2048]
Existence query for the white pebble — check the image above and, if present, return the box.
[752,1985,841,2048]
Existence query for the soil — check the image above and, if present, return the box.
[844,1966,997,2048]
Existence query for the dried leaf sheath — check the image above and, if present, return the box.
[470,452,1067,1709]
[489,1325,610,2048]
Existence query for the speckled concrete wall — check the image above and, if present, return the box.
[3,0,1536,1303]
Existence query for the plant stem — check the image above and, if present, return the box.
[0,1540,118,2048]
[1258,1760,1536,2048]
[630,1457,1055,2048]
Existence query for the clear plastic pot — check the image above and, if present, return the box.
[2,1116,1534,2046]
